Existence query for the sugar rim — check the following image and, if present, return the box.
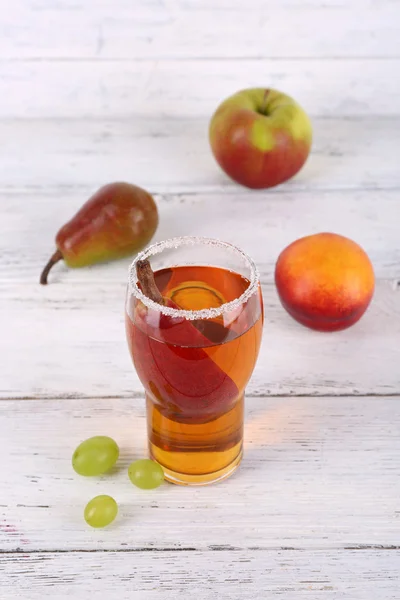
[127,236,260,320]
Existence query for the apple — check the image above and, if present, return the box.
[209,87,312,189]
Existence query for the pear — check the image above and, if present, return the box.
[40,182,158,284]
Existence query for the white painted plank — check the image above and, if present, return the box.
[1,549,400,600]
[1,280,399,398]
[0,118,399,192]
[1,187,399,398]
[0,397,399,553]
[0,59,399,118]
[2,0,399,59]
[2,189,400,282]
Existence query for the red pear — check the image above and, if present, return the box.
[40,182,158,284]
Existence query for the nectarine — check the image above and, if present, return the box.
[275,233,375,331]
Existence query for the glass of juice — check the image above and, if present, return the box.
[125,236,263,486]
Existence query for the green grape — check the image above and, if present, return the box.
[72,436,119,476]
[84,495,118,528]
[128,459,164,490]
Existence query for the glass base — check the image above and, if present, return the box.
[149,445,243,486]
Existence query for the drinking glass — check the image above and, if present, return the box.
[125,236,263,485]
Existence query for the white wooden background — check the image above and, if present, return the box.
[1,1,400,598]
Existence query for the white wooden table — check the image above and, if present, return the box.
[1,1,400,598]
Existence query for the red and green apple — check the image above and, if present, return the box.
[209,88,312,189]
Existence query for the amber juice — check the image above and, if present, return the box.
[126,264,263,485]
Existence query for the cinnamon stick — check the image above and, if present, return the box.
[136,259,233,344]
[136,259,164,304]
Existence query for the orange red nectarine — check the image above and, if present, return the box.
[275,232,375,331]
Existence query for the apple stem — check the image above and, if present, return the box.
[260,89,270,115]
[40,249,63,285]
[136,259,164,304]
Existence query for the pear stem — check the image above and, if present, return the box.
[136,259,164,304]
[40,249,63,285]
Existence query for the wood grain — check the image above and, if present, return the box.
[0,397,399,552]
[0,118,399,193]
[1,549,400,599]
[2,189,399,399]
[2,0,399,59]
[2,279,399,399]
[2,189,400,281]
[0,59,399,119]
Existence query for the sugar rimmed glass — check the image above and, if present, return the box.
[125,236,263,485]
